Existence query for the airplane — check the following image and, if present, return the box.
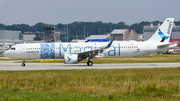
[3,18,177,66]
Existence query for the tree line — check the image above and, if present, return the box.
[0,21,180,42]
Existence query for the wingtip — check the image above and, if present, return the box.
[111,38,114,42]
[107,38,114,48]
[110,38,114,44]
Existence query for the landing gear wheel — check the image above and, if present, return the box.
[21,63,25,67]
[87,61,93,66]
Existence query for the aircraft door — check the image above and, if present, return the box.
[20,43,26,58]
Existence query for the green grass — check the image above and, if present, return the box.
[0,59,22,61]
[0,54,4,57]
[0,68,180,100]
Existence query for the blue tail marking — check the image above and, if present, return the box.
[158,29,169,42]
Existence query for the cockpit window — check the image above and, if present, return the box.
[11,47,15,50]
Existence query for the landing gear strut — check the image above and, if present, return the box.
[21,59,25,67]
[87,61,93,66]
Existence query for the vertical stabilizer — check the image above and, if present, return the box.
[146,18,174,43]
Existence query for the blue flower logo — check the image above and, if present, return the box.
[158,29,169,42]
[67,56,71,61]
[37,50,39,53]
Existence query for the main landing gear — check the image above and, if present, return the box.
[21,59,25,67]
[87,61,93,66]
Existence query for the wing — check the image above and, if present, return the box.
[72,38,114,60]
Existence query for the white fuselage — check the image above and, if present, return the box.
[3,18,176,66]
[4,41,172,59]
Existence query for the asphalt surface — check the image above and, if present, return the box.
[0,61,180,70]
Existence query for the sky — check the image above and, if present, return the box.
[0,0,180,26]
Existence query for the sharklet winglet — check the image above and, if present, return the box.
[106,38,114,48]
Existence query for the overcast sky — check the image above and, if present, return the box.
[0,0,180,26]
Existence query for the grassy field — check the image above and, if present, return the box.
[0,54,4,57]
[0,54,180,100]
[0,68,180,100]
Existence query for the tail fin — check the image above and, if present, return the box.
[146,18,174,43]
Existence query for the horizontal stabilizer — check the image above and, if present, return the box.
[157,43,175,48]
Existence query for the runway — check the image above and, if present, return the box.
[0,61,180,70]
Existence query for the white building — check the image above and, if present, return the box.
[85,29,127,41]
[71,39,86,43]
[86,35,110,40]
[23,34,36,41]
[85,29,142,42]
[109,29,127,41]
[0,30,20,40]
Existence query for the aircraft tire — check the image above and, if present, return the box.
[87,61,93,66]
[21,63,25,67]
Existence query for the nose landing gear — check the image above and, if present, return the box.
[21,59,25,67]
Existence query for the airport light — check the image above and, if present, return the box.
[76,31,77,39]
[84,26,85,39]
[67,25,68,42]
[98,28,100,35]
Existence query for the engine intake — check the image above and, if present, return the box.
[64,54,78,64]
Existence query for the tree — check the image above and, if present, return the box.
[0,24,6,30]
[32,23,47,32]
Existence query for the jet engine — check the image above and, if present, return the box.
[64,54,78,64]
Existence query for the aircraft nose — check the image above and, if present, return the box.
[3,50,10,57]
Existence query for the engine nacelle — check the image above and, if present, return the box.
[64,54,78,64]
